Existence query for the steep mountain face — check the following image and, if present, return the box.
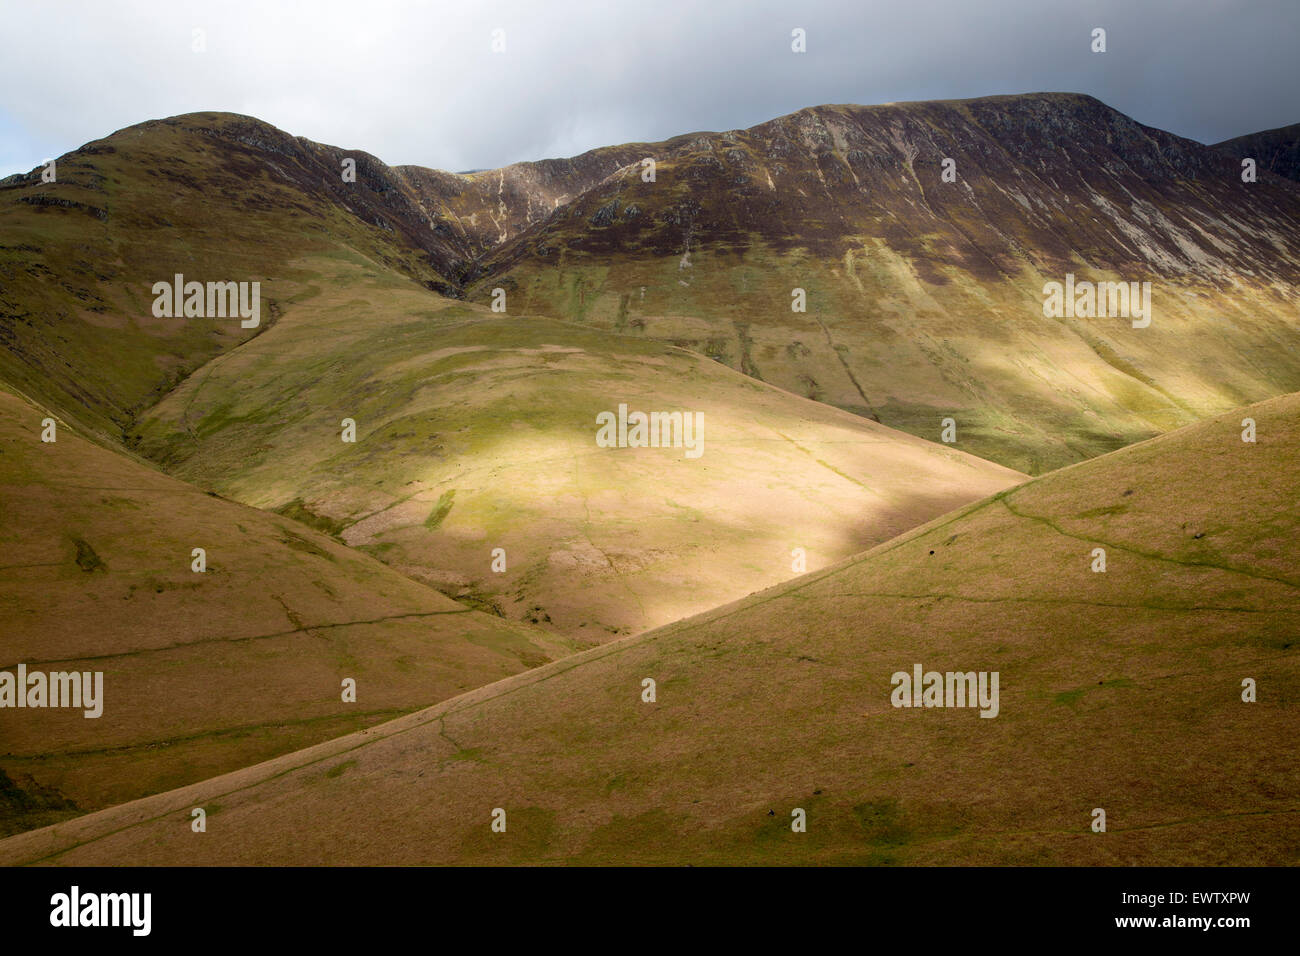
[8,391,1295,866]
[398,140,666,259]
[1214,122,1300,183]
[0,386,571,837]
[463,94,1300,472]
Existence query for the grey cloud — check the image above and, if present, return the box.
[0,0,1295,177]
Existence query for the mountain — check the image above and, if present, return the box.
[0,109,1024,641]
[461,94,1300,473]
[5,391,1295,866]
[0,112,464,446]
[0,385,571,837]
[1213,122,1300,183]
[7,95,1300,479]
[0,113,679,445]
[397,139,670,257]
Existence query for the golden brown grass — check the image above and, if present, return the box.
[0,387,571,836]
[5,392,1294,865]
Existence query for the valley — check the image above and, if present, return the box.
[0,92,1296,865]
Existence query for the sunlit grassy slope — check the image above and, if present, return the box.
[0,386,571,837]
[6,391,1295,866]
[130,254,1024,641]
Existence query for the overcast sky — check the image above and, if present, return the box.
[1,0,1296,178]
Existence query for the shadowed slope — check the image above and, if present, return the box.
[5,392,1295,866]
[1214,122,1300,182]
[0,387,571,837]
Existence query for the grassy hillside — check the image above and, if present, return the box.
[130,258,1023,640]
[0,386,571,837]
[6,391,1295,866]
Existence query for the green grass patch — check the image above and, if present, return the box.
[425,489,456,529]
[275,498,348,538]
